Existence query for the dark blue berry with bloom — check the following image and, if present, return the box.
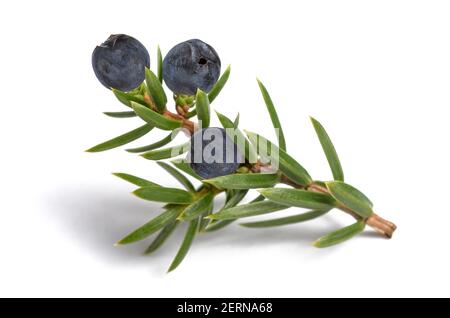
[163,39,221,95]
[92,34,150,92]
[188,127,243,179]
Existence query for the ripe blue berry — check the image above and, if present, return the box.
[188,127,243,179]
[163,39,221,95]
[92,34,150,92]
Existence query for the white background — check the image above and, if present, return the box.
[1,0,449,297]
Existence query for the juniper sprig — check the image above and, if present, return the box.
[89,35,397,272]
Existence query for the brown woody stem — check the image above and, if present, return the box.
[144,93,197,135]
[366,214,397,238]
[306,183,396,238]
[162,110,196,135]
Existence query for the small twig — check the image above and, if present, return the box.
[156,101,396,238]
[280,174,305,189]
[144,92,197,134]
[162,109,197,135]
[307,183,396,238]
[143,93,157,111]
[176,104,191,117]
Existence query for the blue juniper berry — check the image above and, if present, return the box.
[188,127,243,179]
[163,39,221,96]
[92,34,150,92]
